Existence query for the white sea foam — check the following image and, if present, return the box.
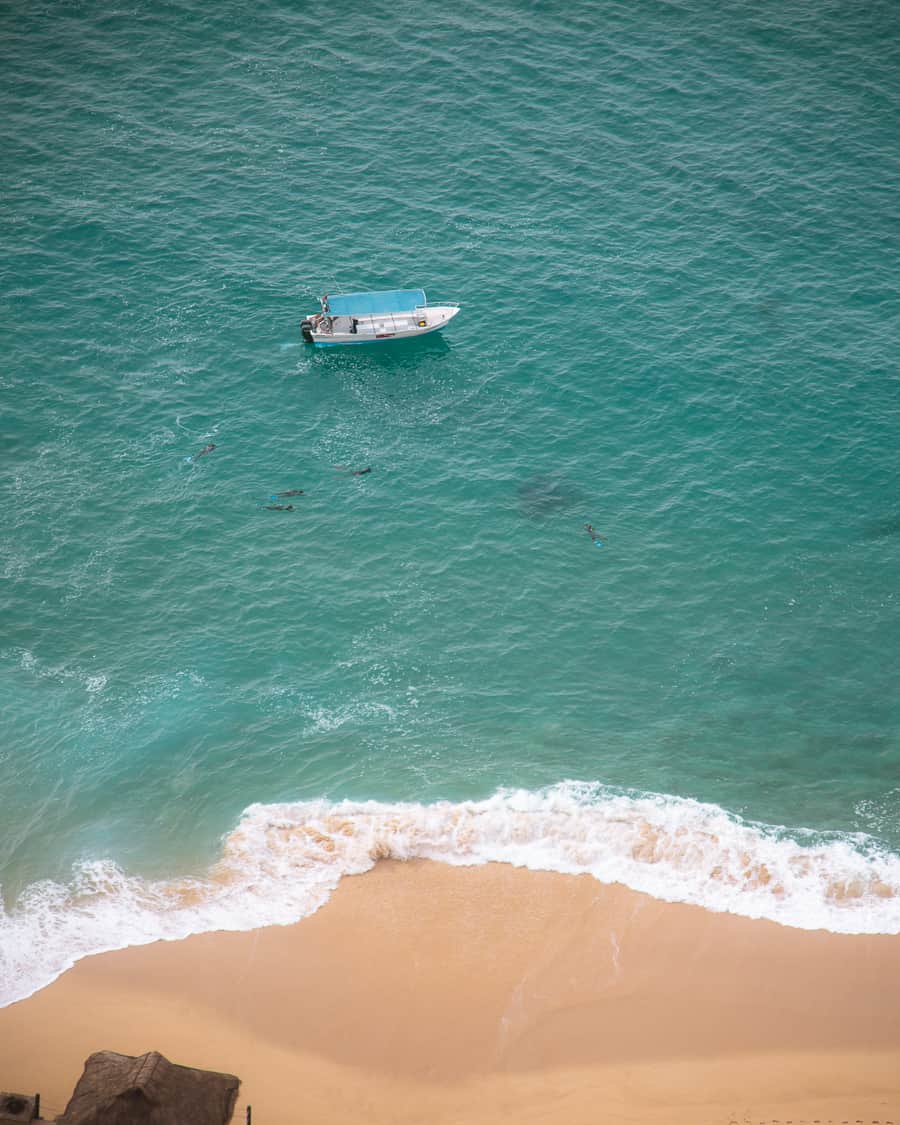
[2,782,900,1008]
[303,700,398,733]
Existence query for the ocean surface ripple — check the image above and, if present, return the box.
[2,0,899,1003]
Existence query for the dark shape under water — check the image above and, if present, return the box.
[862,513,900,541]
[517,473,582,518]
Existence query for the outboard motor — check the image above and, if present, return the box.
[301,319,315,343]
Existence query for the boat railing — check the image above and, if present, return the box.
[372,309,419,330]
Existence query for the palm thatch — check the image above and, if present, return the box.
[54,1050,239,1125]
[0,1092,38,1122]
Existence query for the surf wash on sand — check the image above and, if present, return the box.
[4,785,900,1009]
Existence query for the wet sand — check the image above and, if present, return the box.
[2,860,899,1124]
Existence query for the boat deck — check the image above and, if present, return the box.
[316,311,425,338]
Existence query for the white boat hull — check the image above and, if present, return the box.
[303,304,459,346]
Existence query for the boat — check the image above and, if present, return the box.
[301,288,459,346]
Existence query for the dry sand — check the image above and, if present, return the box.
[1,860,899,1124]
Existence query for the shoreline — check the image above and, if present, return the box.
[7,786,900,1011]
[3,859,899,1123]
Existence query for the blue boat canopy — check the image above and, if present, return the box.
[325,289,426,317]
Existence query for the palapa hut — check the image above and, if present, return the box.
[54,1050,240,1125]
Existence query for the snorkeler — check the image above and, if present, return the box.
[272,489,305,498]
[185,443,216,462]
[333,465,372,475]
[584,523,603,543]
[264,504,294,511]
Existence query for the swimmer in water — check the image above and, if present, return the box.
[333,465,372,475]
[584,523,603,543]
[191,443,216,460]
[273,489,304,498]
[264,504,294,511]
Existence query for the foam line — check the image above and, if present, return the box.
[2,782,899,1008]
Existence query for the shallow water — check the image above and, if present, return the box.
[2,0,899,1004]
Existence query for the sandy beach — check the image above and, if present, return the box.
[2,860,899,1124]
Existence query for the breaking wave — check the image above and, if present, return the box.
[3,781,900,1007]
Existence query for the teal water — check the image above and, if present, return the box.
[2,0,900,1002]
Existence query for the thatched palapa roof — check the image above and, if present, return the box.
[54,1050,240,1125]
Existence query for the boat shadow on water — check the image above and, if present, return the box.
[308,330,452,372]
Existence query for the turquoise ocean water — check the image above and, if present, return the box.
[2,0,899,1004]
